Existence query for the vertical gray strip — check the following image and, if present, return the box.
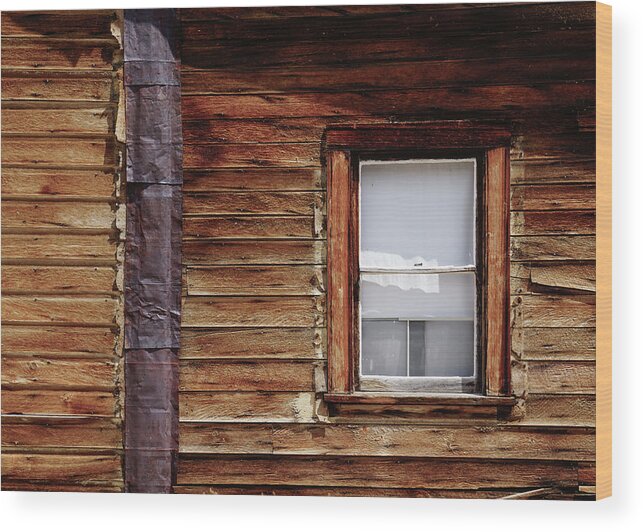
[123,9,182,494]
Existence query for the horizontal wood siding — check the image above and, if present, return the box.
[176,2,596,499]
[1,10,124,492]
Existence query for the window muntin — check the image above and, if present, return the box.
[358,159,478,392]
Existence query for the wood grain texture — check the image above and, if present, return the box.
[179,391,316,422]
[2,295,118,325]
[184,191,322,215]
[180,360,320,392]
[1,325,116,355]
[1,453,122,482]
[183,240,325,265]
[186,266,325,296]
[1,201,115,231]
[181,327,323,359]
[2,389,117,417]
[179,422,594,461]
[2,416,122,449]
[1,72,114,102]
[2,356,118,390]
[2,106,114,135]
[174,2,599,497]
[1,9,124,493]
[2,265,116,295]
[184,216,314,240]
[485,147,511,396]
[182,296,324,328]
[326,151,352,393]
[1,169,116,198]
[1,39,116,69]
[177,454,580,489]
[184,168,322,191]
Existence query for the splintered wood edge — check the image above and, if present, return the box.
[596,1,612,501]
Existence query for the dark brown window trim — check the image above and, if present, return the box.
[324,121,512,410]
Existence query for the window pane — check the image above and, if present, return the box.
[360,272,475,320]
[409,320,475,377]
[361,319,407,376]
[360,272,476,379]
[360,160,475,269]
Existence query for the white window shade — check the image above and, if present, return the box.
[360,160,476,269]
[360,272,475,320]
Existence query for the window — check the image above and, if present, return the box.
[324,123,511,405]
[360,159,477,393]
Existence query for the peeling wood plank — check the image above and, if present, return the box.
[182,29,595,69]
[1,389,116,416]
[182,296,324,328]
[2,416,122,449]
[179,360,319,392]
[2,107,114,135]
[0,479,123,492]
[511,235,595,261]
[184,168,322,192]
[510,211,595,236]
[1,11,116,38]
[184,143,320,168]
[514,327,596,360]
[1,325,116,355]
[179,391,316,422]
[186,266,325,296]
[179,423,595,461]
[183,216,314,240]
[1,169,116,198]
[181,83,594,120]
[1,138,116,167]
[1,201,115,231]
[176,455,579,489]
[511,184,595,211]
[510,158,595,185]
[1,39,116,69]
[1,73,113,101]
[516,294,595,327]
[184,191,322,215]
[181,55,595,95]
[2,265,116,294]
[519,394,595,427]
[511,263,596,294]
[181,327,324,359]
[183,240,325,265]
[2,356,117,390]
[528,361,595,394]
[1,452,122,482]
[2,295,118,325]
[1,234,116,262]
[181,4,595,43]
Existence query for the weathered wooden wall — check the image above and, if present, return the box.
[177,3,597,499]
[1,11,125,491]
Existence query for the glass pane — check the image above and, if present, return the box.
[361,319,407,376]
[360,272,476,379]
[360,272,475,320]
[360,160,475,269]
[409,320,475,377]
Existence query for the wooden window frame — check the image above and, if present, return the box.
[324,122,513,407]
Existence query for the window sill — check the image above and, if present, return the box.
[323,392,517,421]
[324,392,516,407]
